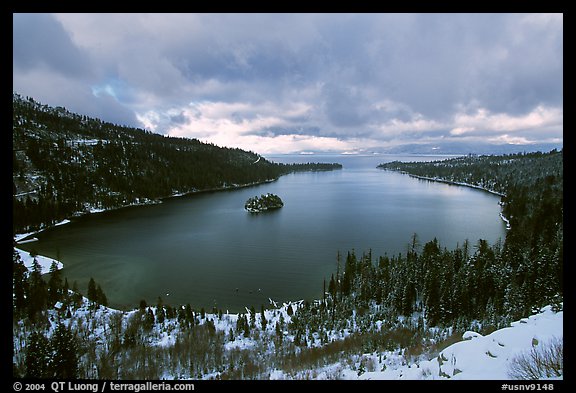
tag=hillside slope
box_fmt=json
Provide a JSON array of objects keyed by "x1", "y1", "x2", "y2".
[
  {"x1": 361, "y1": 305, "x2": 562, "y2": 380},
  {"x1": 12, "y1": 94, "x2": 340, "y2": 233},
  {"x1": 269, "y1": 305, "x2": 563, "y2": 380}
]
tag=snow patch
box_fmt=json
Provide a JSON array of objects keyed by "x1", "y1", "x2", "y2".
[
  {"x1": 15, "y1": 247, "x2": 63, "y2": 274},
  {"x1": 463, "y1": 331, "x2": 483, "y2": 340},
  {"x1": 356, "y1": 306, "x2": 562, "y2": 380}
]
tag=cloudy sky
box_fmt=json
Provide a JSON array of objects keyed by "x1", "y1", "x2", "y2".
[{"x1": 13, "y1": 13, "x2": 563, "y2": 154}]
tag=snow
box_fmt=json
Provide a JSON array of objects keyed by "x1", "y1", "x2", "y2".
[
  {"x1": 10, "y1": 210, "x2": 561, "y2": 380},
  {"x1": 15, "y1": 237, "x2": 38, "y2": 244},
  {"x1": 360, "y1": 306, "x2": 562, "y2": 380},
  {"x1": 268, "y1": 305, "x2": 562, "y2": 380},
  {"x1": 407, "y1": 174, "x2": 506, "y2": 197},
  {"x1": 224, "y1": 337, "x2": 258, "y2": 351},
  {"x1": 13, "y1": 270, "x2": 562, "y2": 382},
  {"x1": 462, "y1": 331, "x2": 483, "y2": 340},
  {"x1": 69, "y1": 139, "x2": 102, "y2": 146},
  {"x1": 13, "y1": 220, "x2": 71, "y2": 274},
  {"x1": 156, "y1": 329, "x2": 178, "y2": 348},
  {"x1": 500, "y1": 212, "x2": 512, "y2": 229},
  {"x1": 14, "y1": 219, "x2": 71, "y2": 243},
  {"x1": 14, "y1": 232, "x2": 38, "y2": 243},
  {"x1": 55, "y1": 219, "x2": 71, "y2": 227},
  {"x1": 14, "y1": 190, "x2": 38, "y2": 197},
  {"x1": 15, "y1": 247, "x2": 63, "y2": 274}
]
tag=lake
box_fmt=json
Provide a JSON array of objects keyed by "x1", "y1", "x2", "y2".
[{"x1": 18, "y1": 154, "x2": 507, "y2": 312}]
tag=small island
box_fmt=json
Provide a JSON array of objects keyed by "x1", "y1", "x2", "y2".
[{"x1": 245, "y1": 193, "x2": 284, "y2": 213}]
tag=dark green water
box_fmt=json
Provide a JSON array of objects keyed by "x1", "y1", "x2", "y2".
[{"x1": 18, "y1": 155, "x2": 506, "y2": 312}]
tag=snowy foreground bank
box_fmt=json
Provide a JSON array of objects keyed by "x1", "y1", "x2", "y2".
[
  {"x1": 13, "y1": 246, "x2": 562, "y2": 380},
  {"x1": 271, "y1": 305, "x2": 563, "y2": 380},
  {"x1": 13, "y1": 263, "x2": 562, "y2": 381}
]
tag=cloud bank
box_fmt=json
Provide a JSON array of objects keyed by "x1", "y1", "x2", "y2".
[{"x1": 13, "y1": 13, "x2": 563, "y2": 154}]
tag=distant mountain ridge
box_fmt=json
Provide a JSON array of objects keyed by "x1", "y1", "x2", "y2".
[
  {"x1": 288, "y1": 142, "x2": 563, "y2": 156},
  {"x1": 378, "y1": 141, "x2": 563, "y2": 155}
]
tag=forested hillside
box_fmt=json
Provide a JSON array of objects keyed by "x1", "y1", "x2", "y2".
[
  {"x1": 12, "y1": 94, "x2": 340, "y2": 234},
  {"x1": 377, "y1": 151, "x2": 563, "y2": 320}
]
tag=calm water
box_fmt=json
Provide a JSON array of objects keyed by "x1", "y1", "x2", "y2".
[{"x1": 19, "y1": 155, "x2": 506, "y2": 312}]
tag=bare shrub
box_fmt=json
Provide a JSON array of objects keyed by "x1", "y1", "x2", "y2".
[{"x1": 508, "y1": 336, "x2": 563, "y2": 379}]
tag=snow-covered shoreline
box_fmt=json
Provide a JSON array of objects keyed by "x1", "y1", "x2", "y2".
[
  {"x1": 500, "y1": 212, "x2": 512, "y2": 230},
  {"x1": 400, "y1": 173, "x2": 512, "y2": 229},
  {"x1": 13, "y1": 178, "x2": 280, "y2": 275},
  {"x1": 14, "y1": 219, "x2": 71, "y2": 243},
  {"x1": 14, "y1": 246, "x2": 63, "y2": 274},
  {"x1": 15, "y1": 179, "x2": 278, "y2": 241},
  {"x1": 163, "y1": 178, "x2": 278, "y2": 200},
  {"x1": 406, "y1": 173, "x2": 506, "y2": 197}
]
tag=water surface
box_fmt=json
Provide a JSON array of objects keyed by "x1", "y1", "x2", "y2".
[{"x1": 19, "y1": 154, "x2": 506, "y2": 312}]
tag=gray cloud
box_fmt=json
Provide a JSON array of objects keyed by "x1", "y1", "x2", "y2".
[
  {"x1": 321, "y1": 84, "x2": 371, "y2": 128},
  {"x1": 13, "y1": 13, "x2": 92, "y2": 77},
  {"x1": 169, "y1": 112, "x2": 189, "y2": 125},
  {"x1": 13, "y1": 13, "x2": 563, "y2": 153}
]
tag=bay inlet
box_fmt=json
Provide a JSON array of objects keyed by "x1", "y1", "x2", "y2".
[{"x1": 17, "y1": 154, "x2": 506, "y2": 312}]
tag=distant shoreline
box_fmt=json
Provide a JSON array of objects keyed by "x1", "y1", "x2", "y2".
[
  {"x1": 160, "y1": 178, "x2": 278, "y2": 201},
  {"x1": 14, "y1": 178, "x2": 279, "y2": 248},
  {"x1": 394, "y1": 172, "x2": 511, "y2": 229},
  {"x1": 406, "y1": 173, "x2": 506, "y2": 197}
]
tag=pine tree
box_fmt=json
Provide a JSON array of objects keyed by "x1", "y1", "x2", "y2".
[
  {"x1": 243, "y1": 316, "x2": 250, "y2": 338},
  {"x1": 250, "y1": 306, "x2": 256, "y2": 329},
  {"x1": 236, "y1": 313, "x2": 244, "y2": 332},
  {"x1": 50, "y1": 323, "x2": 78, "y2": 378},
  {"x1": 144, "y1": 308, "x2": 155, "y2": 331},
  {"x1": 166, "y1": 304, "x2": 175, "y2": 320},
  {"x1": 328, "y1": 274, "x2": 336, "y2": 300},
  {"x1": 27, "y1": 258, "x2": 47, "y2": 321},
  {"x1": 47, "y1": 261, "x2": 63, "y2": 306},
  {"x1": 156, "y1": 297, "x2": 165, "y2": 324},
  {"x1": 25, "y1": 331, "x2": 50, "y2": 378},
  {"x1": 62, "y1": 278, "x2": 70, "y2": 302},
  {"x1": 260, "y1": 304, "x2": 267, "y2": 331},
  {"x1": 13, "y1": 251, "x2": 28, "y2": 316},
  {"x1": 70, "y1": 280, "x2": 83, "y2": 308},
  {"x1": 87, "y1": 277, "x2": 97, "y2": 305},
  {"x1": 185, "y1": 304, "x2": 194, "y2": 325},
  {"x1": 341, "y1": 251, "x2": 357, "y2": 295},
  {"x1": 275, "y1": 321, "x2": 283, "y2": 341},
  {"x1": 96, "y1": 285, "x2": 108, "y2": 307}
]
